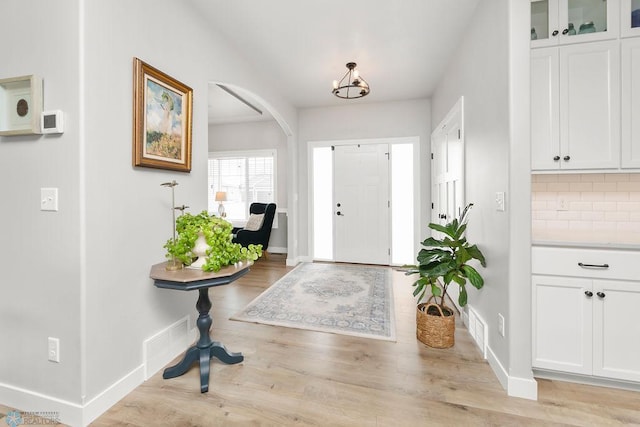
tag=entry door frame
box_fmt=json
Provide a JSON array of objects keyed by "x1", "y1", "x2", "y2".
[{"x1": 307, "y1": 136, "x2": 421, "y2": 264}]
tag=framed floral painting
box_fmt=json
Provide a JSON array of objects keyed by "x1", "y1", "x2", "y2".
[{"x1": 132, "y1": 58, "x2": 193, "y2": 172}]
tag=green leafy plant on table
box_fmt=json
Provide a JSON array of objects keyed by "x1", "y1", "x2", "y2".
[
  {"x1": 404, "y1": 203, "x2": 486, "y2": 316},
  {"x1": 164, "y1": 210, "x2": 262, "y2": 272}
]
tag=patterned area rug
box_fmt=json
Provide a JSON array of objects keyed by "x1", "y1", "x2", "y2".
[{"x1": 231, "y1": 263, "x2": 396, "y2": 341}]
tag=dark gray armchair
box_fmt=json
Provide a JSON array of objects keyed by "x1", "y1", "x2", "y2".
[{"x1": 232, "y1": 202, "x2": 276, "y2": 253}]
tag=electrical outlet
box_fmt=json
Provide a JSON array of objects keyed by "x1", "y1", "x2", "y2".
[
  {"x1": 557, "y1": 195, "x2": 569, "y2": 211},
  {"x1": 498, "y1": 314, "x2": 505, "y2": 337},
  {"x1": 48, "y1": 337, "x2": 60, "y2": 363}
]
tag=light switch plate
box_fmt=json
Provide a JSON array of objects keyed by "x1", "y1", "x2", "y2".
[
  {"x1": 495, "y1": 192, "x2": 505, "y2": 212},
  {"x1": 41, "y1": 188, "x2": 58, "y2": 211}
]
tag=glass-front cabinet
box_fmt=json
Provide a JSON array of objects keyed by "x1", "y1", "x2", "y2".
[
  {"x1": 531, "y1": 0, "x2": 618, "y2": 47},
  {"x1": 622, "y1": 0, "x2": 640, "y2": 37}
]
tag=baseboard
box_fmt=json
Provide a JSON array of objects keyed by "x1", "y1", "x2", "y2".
[
  {"x1": 0, "y1": 382, "x2": 83, "y2": 426},
  {"x1": 534, "y1": 369, "x2": 640, "y2": 393},
  {"x1": 267, "y1": 246, "x2": 287, "y2": 254},
  {"x1": 286, "y1": 255, "x2": 311, "y2": 267},
  {"x1": 487, "y1": 346, "x2": 538, "y2": 401},
  {"x1": 81, "y1": 364, "x2": 145, "y2": 426}
]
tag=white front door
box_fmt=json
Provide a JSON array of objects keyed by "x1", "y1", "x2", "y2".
[{"x1": 333, "y1": 144, "x2": 390, "y2": 265}]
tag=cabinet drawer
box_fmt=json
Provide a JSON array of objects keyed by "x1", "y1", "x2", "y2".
[{"x1": 532, "y1": 246, "x2": 640, "y2": 281}]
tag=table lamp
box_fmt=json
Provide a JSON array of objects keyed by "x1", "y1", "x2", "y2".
[{"x1": 215, "y1": 191, "x2": 227, "y2": 217}]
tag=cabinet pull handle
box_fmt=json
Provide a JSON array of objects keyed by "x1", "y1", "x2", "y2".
[
  {"x1": 562, "y1": 28, "x2": 569, "y2": 35},
  {"x1": 597, "y1": 291, "x2": 606, "y2": 298},
  {"x1": 563, "y1": 155, "x2": 571, "y2": 161},
  {"x1": 578, "y1": 262, "x2": 609, "y2": 269},
  {"x1": 553, "y1": 155, "x2": 560, "y2": 161},
  {"x1": 552, "y1": 30, "x2": 559, "y2": 36},
  {"x1": 584, "y1": 290, "x2": 593, "y2": 297}
]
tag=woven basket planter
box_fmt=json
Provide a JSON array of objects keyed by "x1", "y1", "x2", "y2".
[{"x1": 416, "y1": 302, "x2": 455, "y2": 348}]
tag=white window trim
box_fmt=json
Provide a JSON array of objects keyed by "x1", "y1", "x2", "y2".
[{"x1": 208, "y1": 149, "x2": 278, "y2": 228}]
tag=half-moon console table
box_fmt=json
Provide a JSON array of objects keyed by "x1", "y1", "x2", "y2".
[{"x1": 149, "y1": 261, "x2": 252, "y2": 393}]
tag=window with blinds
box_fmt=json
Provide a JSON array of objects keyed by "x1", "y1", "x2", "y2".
[{"x1": 208, "y1": 150, "x2": 276, "y2": 221}]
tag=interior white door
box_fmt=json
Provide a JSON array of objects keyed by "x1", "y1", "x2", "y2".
[
  {"x1": 431, "y1": 103, "x2": 464, "y2": 227},
  {"x1": 333, "y1": 144, "x2": 390, "y2": 265}
]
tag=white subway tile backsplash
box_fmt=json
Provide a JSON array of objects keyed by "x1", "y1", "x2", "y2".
[
  {"x1": 532, "y1": 183, "x2": 547, "y2": 192},
  {"x1": 537, "y1": 192, "x2": 558, "y2": 201},
  {"x1": 569, "y1": 182, "x2": 593, "y2": 192},
  {"x1": 593, "y1": 182, "x2": 618, "y2": 192},
  {"x1": 605, "y1": 173, "x2": 630, "y2": 182},
  {"x1": 581, "y1": 211, "x2": 605, "y2": 221},
  {"x1": 548, "y1": 182, "x2": 570, "y2": 192},
  {"x1": 558, "y1": 174, "x2": 583, "y2": 183},
  {"x1": 605, "y1": 192, "x2": 630, "y2": 202},
  {"x1": 569, "y1": 220, "x2": 593, "y2": 231},
  {"x1": 593, "y1": 221, "x2": 617, "y2": 232},
  {"x1": 532, "y1": 201, "x2": 548, "y2": 210},
  {"x1": 536, "y1": 175, "x2": 559, "y2": 183},
  {"x1": 617, "y1": 202, "x2": 640, "y2": 212},
  {"x1": 581, "y1": 192, "x2": 605, "y2": 201},
  {"x1": 532, "y1": 173, "x2": 640, "y2": 244},
  {"x1": 547, "y1": 220, "x2": 569, "y2": 230},
  {"x1": 584, "y1": 174, "x2": 605, "y2": 182},
  {"x1": 569, "y1": 201, "x2": 593, "y2": 211},
  {"x1": 617, "y1": 222, "x2": 640, "y2": 232},
  {"x1": 605, "y1": 211, "x2": 630, "y2": 222},
  {"x1": 617, "y1": 181, "x2": 640, "y2": 192},
  {"x1": 557, "y1": 211, "x2": 581, "y2": 220}
]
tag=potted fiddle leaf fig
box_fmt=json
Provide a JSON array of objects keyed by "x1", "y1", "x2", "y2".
[
  {"x1": 403, "y1": 203, "x2": 486, "y2": 348},
  {"x1": 164, "y1": 210, "x2": 262, "y2": 272}
]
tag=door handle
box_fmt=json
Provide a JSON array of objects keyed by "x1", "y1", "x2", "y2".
[
  {"x1": 584, "y1": 290, "x2": 593, "y2": 298},
  {"x1": 439, "y1": 213, "x2": 447, "y2": 219},
  {"x1": 336, "y1": 211, "x2": 344, "y2": 216},
  {"x1": 597, "y1": 292, "x2": 606, "y2": 299},
  {"x1": 578, "y1": 262, "x2": 609, "y2": 269}
]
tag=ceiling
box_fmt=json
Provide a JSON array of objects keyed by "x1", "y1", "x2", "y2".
[{"x1": 192, "y1": 0, "x2": 480, "y2": 122}]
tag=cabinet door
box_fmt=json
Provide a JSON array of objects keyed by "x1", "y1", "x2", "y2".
[
  {"x1": 532, "y1": 275, "x2": 593, "y2": 374},
  {"x1": 621, "y1": 38, "x2": 640, "y2": 168},
  {"x1": 532, "y1": 0, "x2": 618, "y2": 48},
  {"x1": 559, "y1": 41, "x2": 620, "y2": 169},
  {"x1": 621, "y1": 0, "x2": 640, "y2": 38},
  {"x1": 532, "y1": 0, "x2": 561, "y2": 48},
  {"x1": 593, "y1": 280, "x2": 640, "y2": 382},
  {"x1": 531, "y1": 48, "x2": 561, "y2": 170}
]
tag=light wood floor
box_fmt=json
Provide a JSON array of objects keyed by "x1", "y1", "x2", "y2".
[{"x1": 85, "y1": 254, "x2": 639, "y2": 425}]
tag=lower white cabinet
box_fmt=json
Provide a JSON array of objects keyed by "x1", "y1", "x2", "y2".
[{"x1": 532, "y1": 247, "x2": 640, "y2": 383}]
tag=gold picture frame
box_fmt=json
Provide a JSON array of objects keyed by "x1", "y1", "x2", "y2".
[{"x1": 133, "y1": 58, "x2": 193, "y2": 172}]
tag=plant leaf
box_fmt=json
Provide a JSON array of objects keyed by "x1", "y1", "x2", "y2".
[
  {"x1": 462, "y1": 265, "x2": 484, "y2": 289},
  {"x1": 458, "y1": 285, "x2": 468, "y2": 306},
  {"x1": 466, "y1": 244, "x2": 487, "y2": 267}
]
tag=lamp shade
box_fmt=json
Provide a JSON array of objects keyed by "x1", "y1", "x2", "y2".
[{"x1": 214, "y1": 191, "x2": 227, "y2": 202}]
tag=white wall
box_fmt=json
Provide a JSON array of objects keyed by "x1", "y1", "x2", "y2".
[
  {"x1": 297, "y1": 99, "x2": 431, "y2": 260},
  {"x1": 431, "y1": 0, "x2": 534, "y2": 398},
  {"x1": 209, "y1": 120, "x2": 288, "y2": 209},
  {"x1": 0, "y1": 0, "x2": 83, "y2": 405},
  {"x1": 209, "y1": 120, "x2": 289, "y2": 250},
  {"x1": 0, "y1": 0, "x2": 298, "y2": 423}
]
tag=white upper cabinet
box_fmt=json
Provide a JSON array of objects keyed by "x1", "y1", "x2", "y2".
[
  {"x1": 531, "y1": 0, "x2": 619, "y2": 48},
  {"x1": 531, "y1": 41, "x2": 620, "y2": 170},
  {"x1": 621, "y1": 38, "x2": 640, "y2": 168},
  {"x1": 621, "y1": 0, "x2": 640, "y2": 38}
]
